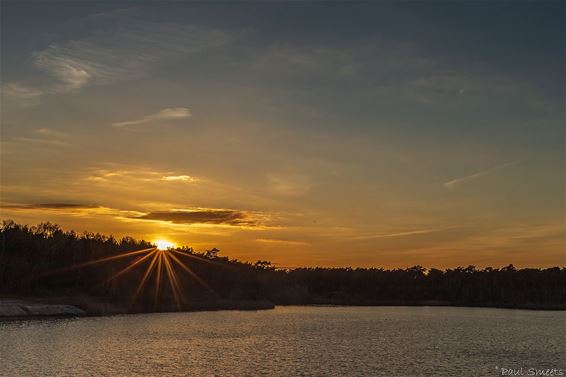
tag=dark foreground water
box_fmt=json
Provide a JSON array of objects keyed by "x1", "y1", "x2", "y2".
[{"x1": 0, "y1": 306, "x2": 564, "y2": 376}]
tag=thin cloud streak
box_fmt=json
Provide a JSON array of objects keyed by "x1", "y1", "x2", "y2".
[
  {"x1": 1, "y1": 203, "x2": 97, "y2": 210},
  {"x1": 34, "y1": 128, "x2": 68, "y2": 138},
  {"x1": 6, "y1": 128, "x2": 69, "y2": 148},
  {"x1": 0, "y1": 202, "x2": 145, "y2": 219},
  {"x1": 112, "y1": 108, "x2": 191, "y2": 127},
  {"x1": 443, "y1": 162, "x2": 516, "y2": 190},
  {"x1": 160, "y1": 175, "x2": 197, "y2": 182},
  {"x1": 255, "y1": 238, "x2": 308, "y2": 246},
  {"x1": 1, "y1": 83, "x2": 43, "y2": 99},
  {"x1": 351, "y1": 226, "x2": 460, "y2": 241},
  {"x1": 10, "y1": 137, "x2": 69, "y2": 147}
]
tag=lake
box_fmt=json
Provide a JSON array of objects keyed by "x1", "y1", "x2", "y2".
[{"x1": 1, "y1": 306, "x2": 564, "y2": 376}]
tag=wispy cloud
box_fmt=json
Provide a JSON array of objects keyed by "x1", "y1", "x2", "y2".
[
  {"x1": 112, "y1": 108, "x2": 191, "y2": 127},
  {"x1": 443, "y1": 162, "x2": 516, "y2": 189},
  {"x1": 10, "y1": 137, "x2": 68, "y2": 147},
  {"x1": 0, "y1": 202, "x2": 144, "y2": 219},
  {"x1": 1, "y1": 83, "x2": 43, "y2": 99},
  {"x1": 351, "y1": 226, "x2": 460, "y2": 240},
  {"x1": 1, "y1": 83, "x2": 44, "y2": 108},
  {"x1": 34, "y1": 128, "x2": 68, "y2": 138},
  {"x1": 5, "y1": 128, "x2": 69, "y2": 148},
  {"x1": 160, "y1": 175, "x2": 197, "y2": 182},
  {"x1": 1, "y1": 203, "x2": 97, "y2": 210},
  {"x1": 31, "y1": 14, "x2": 239, "y2": 93},
  {"x1": 35, "y1": 49, "x2": 93, "y2": 90},
  {"x1": 255, "y1": 238, "x2": 308, "y2": 246},
  {"x1": 85, "y1": 166, "x2": 198, "y2": 184}
]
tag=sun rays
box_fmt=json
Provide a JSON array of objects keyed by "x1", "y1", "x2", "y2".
[{"x1": 56, "y1": 245, "x2": 219, "y2": 311}]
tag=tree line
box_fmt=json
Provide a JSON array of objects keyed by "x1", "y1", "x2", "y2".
[{"x1": 1, "y1": 220, "x2": 564, "y2": 310}]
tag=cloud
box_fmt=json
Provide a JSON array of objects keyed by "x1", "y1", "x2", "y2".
[
  {"x1": 6, "y1": 128, "x2": 69, "y2": 148},
  {"x1": 255, "y1": 238, "x2": 308, "y2": 246},
  {"x1": 84, "y1": 166, "x2": 198, "y2": 184},
  {"x1": 443, "y1": 162, "x2": 516, "y2": 189},
  {"x1": 112, "y1": 108, "x2": 191, "y2": 127},
  {"x1": 160, "y1": 175, "x2": 197, "y2": 182},
  {"x1": 134, "y1": 209, "x2": 260, "y2": 226},
  {"x1": 0, "y1": 202, "x2": 145, "y2": 219},
  {"x1": 10, "y1": 137, "x2": 68, "y2": 147},
  {"x1": 1, "y1": 83, "x2": 44, "y2": 108},
  {"x1": 1, "y1": 203, "x2": 97, "y2": 210},
  {"x1": 351, "y1": 226, "x2": 460, "y2": 240},
  {"x1": 34, "y1": 128, "x2": 68, "y2": 138},
  {"x1": 35, "y1": 49, "x2": 92, "y2": 90},
  {"x1": 1, "y1": 83, "x2": 43, "y2": 99},
  {"x1": 31, "y1": 14, "x2": 239, "y2": 93}
]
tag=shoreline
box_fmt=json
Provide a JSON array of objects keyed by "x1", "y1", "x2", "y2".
[
  {"x1": 0, "y1": 297, "x2": 276, "y2": 321},
  {"x1": 300, "y1": 301, "x2": 566, "y2": 311},
  {"x1": 1, "y1": 296, "x2": 564, "y2": 321}
]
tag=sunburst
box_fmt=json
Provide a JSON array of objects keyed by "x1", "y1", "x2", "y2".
[{"x1": 53, "y1": 244, "x2": 219, "y2": 311}]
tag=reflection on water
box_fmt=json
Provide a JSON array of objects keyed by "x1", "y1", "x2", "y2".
[{"x1": 1, "y1": 306, "x2": 564, "y2": 376}]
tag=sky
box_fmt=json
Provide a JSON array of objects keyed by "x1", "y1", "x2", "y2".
[{"x1": 1, "y1": 1, "x2": 564, "y2": 268}]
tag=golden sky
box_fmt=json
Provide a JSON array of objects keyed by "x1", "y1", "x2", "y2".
[{"x1": 1, "y1": 3, "x2": 564, "y2": 268}]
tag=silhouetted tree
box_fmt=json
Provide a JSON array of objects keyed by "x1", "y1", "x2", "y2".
[{"x1": 1, "y1": 220, "x2": 564, "y2": 310}]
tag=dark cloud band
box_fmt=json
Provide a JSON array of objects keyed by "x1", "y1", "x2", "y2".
[
  {"x1": 135, "y1": 209, "x2": 256, "y2": 226},
  {"x1": 2, "y1": 203, "x2": 97, "y2": 210}
]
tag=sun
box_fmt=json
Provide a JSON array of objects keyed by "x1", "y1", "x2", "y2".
[{"x1": 154, "y1": 239, "x2": 175, "y2": 250}]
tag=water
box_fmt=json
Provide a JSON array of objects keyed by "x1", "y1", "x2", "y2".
[{"x1": 0, "y1": 306, "x2": 564, "y2": 376}]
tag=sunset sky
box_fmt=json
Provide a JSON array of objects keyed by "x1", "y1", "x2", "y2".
[{"x1": 1, "y1": 2, "x2": 564, "y2": 268}]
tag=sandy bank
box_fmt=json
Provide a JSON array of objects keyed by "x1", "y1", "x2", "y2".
[
  {"x1": 0, "y1": 298, "x2": 86, "y2": 319},
  {"x1": 0, "y1": 297, "x2": 275, "y2": 320}
]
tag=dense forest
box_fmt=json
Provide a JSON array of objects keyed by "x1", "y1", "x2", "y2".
[{"x1": 1, "y1": 220, "x2": 565, "y2": 312}]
